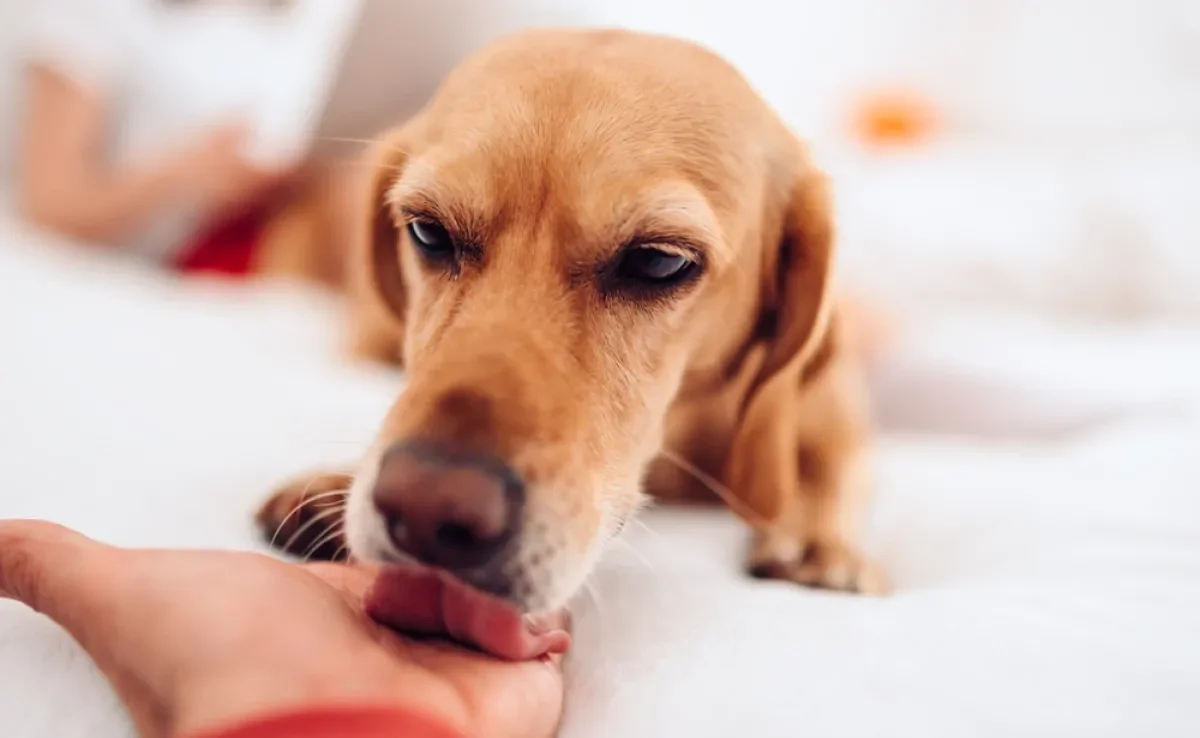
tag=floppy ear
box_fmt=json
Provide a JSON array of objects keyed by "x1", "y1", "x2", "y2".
[
  {"x1": 755, "y1": 165, "x2": 837, "y2": 383},
  {"x1": 723, "y1": 158, "x2": 839, "y2": 523},
  {"x1": 365, "y1": 136, "x2": 412, "y2": 323},
  {"x1": 344, "y1": 134, "x2": 412, "y2": 363}
]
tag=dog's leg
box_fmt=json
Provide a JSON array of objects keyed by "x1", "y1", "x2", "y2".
[
  {"x1": 738, "y1": 354, "x2": 889, "y2": 595},
  {"x1": 254, "y1": 469, "x2": 353, "y2": 562},
  {"x1": 746, "y1": 441, "x2": 887, "y2": 595}
]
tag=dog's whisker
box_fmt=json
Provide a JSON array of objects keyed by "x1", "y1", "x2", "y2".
[
  {"x1": 296, "y1": 485, "x2": 349, "y2": 504},
  {"x1": 267, "y1": 486, "x2": 350, "y2": 549},
  {"x1": 303, "y1": 523, "x2": 344, "y2": 559},
  {"x1": 659, "y1": 447, "x2": 772, "y2": 528},
  {"x1": 298, "y1": 471, "x2": 354, "y2": 494},
  {"x1": 279, "y1": 503, "x2": 344, "y2": 552},
  {"x1": 281, "y1": 505, "x2": 346, "y2": 554},
  {"x1": 316, "y1": 135, "x2": 410, "y2": 161},
  {"x1": 303, "y1": 525, "x2": 347, "y2": 563},
  {"x1": 581, "y1": 579, "x2": 605, "y2": 621},
  {"x1": 630, "y1": 517, "x2": 666, "y2": 544},
  {"x1": 318, "y1": 135, "x2": 390, "y2": 147},
  {"x1": 610, "y1": 536, "x2": 657, "y2": 573}
]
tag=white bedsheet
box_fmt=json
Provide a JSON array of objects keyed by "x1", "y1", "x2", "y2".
[{"x1": 2, "y1": 213, "x2": 1200, "y2": 738}]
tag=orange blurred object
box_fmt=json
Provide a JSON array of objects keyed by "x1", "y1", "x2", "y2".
[{"x1": 849, "y1": 90, "x2": 939, "y2": 148}]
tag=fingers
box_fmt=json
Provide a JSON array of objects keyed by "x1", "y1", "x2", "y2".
[
  {"x1": 464, "y1": 652, "x2": 567, "y2": 738},
  {"x1": 363, "y1": 566, "x2": 573, "y2": 661},
  {"x1": 0, "y1": 520, "x2": 123, "y2": 658},
  {"x1": 0, "y1": 520, "x2": 104, "y2": 614}
]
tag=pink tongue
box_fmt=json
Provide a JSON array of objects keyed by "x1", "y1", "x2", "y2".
[{"x1": 363, "y1": 563, "x2": 571, "y2": 661}]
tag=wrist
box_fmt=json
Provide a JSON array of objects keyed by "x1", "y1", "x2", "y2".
[
  {"x1": 142, "y1": 152, "x2": 201, "y2": 213},
  {"x1": 178, "y1": 704, "x2": 464, "y2": 738},
  {"x1": 170, "y1": 657, "x2": 470, "y2": 738}
]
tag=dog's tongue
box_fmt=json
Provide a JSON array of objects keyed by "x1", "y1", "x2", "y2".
[{"x1": 363, "y1": 563, "x2": 571, "y2": 661}]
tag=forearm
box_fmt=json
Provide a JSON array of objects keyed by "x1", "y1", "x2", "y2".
[
  {"x1": 18, "y1": 63, "x2": 203, "y2": 247},
  {"x1": 20, "y1": 154, "x2": 191, "y2": 246},
  {"x1": 182, "y1": 704, "x2": 464, "y2": 738}
]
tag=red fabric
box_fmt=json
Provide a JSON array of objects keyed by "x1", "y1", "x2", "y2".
[
  {"x1": 172, "y1": 203, "x2": 271, "y2": 278},
  {"x1": 183, "y1": 704, "x2": 464, "y2": 738}
]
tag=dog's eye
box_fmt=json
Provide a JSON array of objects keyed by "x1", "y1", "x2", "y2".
[
  {"x1": 407, "y1": 218, "x2": 454, "y2": 259},
  {"x1": 616, "y1": 247, "x2": 695, "y2": 285}
]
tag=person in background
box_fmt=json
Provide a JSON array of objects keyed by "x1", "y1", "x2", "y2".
[{"x1": 16, "y1": 0, "x2": 343, "y2": 281}]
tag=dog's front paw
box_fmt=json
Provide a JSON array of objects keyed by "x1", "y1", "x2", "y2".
[
  {"x1": 790, "y1": 541, "x2": 889, "y2": 595},
  {"x1": 748, "y1": 532, "x2": 889, "y2": 595},
  {"x1": 254, "y1": 470, "x2": 353, "y2": 561}
]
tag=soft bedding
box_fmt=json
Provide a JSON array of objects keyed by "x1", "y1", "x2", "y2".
[{"x1": 2, "y1": 210, "x2": 1199, "y2": 738}]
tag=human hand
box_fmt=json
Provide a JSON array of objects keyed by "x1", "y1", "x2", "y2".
[
  {"x1": 173, "y1": 121, "x2": 298, "y2": 215},
  {"x1": 0, "y1": 520, "x2": 567, "y2": 738}
]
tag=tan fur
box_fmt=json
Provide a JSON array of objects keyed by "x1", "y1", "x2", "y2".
[
  {"x1": 257, "y1": 28, "x2": 888, "y2": 606},
  {"x1": 251, "y1": 164, "x2": 358, "y2": 289}
]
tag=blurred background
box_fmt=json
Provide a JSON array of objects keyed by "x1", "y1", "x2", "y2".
[{"x1": 1, "y1": 0, "x2": 1198, "y2": 315}]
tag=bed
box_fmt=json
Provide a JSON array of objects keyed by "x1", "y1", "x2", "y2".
[{"x1": 2, "y1": 195, "x2": 1199, "y2": 737}]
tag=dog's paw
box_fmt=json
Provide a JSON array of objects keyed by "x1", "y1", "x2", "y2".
[
  {"x1": 789, "y1": 541, "x2": 890, "y2": 595},
  {"x1": 748, "y1": 532, "x2": 889, "y2": 595},
  {"x1": 254, "y1": 470, "x2": 353, "y2": 562}
]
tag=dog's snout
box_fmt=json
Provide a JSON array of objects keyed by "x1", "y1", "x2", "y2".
[{"x1": 372, "y1": 440, "x2": 524, "y2": 570}]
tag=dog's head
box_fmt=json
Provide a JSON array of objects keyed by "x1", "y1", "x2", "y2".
[{"x1": 345, "y1": 29, "x2": 836, "y2": 613}]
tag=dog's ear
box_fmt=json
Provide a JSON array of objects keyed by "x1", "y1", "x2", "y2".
[
  {"x1": 343, "y1": 133, "x2": 412, "y2": 363},
  {"x1": 723, "y1": 156, "x2": 838, "y2": 523},
  {"x1": 363, "y1": 136, "x2": 411, "y2": 323},
  {"x1": 756, "y1": 162, "x2": 837, "y2": 384}
]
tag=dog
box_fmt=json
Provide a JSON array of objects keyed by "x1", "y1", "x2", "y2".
[{"x1": 255, "y1": 27, "x2": 888, "y2": 624}]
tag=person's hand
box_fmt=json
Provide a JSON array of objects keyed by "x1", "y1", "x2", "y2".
[
  {"x1": 0, "y1": 520, "x2": 566, "y2": 738},
  {"x1": 172, "y1": 121, "x2": 298, "y2": 215}
]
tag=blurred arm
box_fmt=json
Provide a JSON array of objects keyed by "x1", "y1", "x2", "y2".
[{"x1": 17, "y1": 65, "x2": 191, "y2": 247}]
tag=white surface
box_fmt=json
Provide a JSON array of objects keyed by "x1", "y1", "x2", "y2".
[{"x1": 2, "y1": 200, "x2": 1200, "y2": 738}]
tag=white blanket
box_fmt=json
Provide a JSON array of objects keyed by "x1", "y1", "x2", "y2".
[{"x1": 2, "y1": 213, "x2": 1200, "y2": 738}]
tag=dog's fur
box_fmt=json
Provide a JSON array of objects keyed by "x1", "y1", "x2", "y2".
[
  {"x1": 257, "y1": 28, "x2": 888, "y2": 613},
  {"x1": 250, "y1": 163, "x2": 360, "y2": 288}
]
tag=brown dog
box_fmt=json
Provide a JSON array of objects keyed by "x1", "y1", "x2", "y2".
[{"x1": 256, "y1": 28, "x2": 887, "y2": 619}]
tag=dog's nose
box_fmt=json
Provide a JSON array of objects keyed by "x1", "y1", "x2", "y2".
[{"x1": 372, "y1": 440, "x2": 524, "y2": 570}]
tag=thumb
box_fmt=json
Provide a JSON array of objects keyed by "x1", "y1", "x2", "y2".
[{"x1": 0, "y1": 520, "x2": 107, "y2": 620}]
